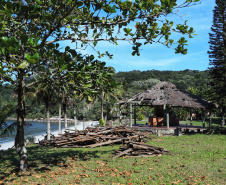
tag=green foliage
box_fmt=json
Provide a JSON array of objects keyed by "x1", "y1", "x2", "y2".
[
  {"x1": 208, "y1": 0, "x2": 226, "y2": 122},
  {"x1": 0, "y1": 104, "x2": 17, "y2": 138},
  {"x1": 99, "y1": 118, "x2": 106, "y2": 126},
  {"x1": 137, "y1": 113, "x2": 144, "y2": 121},
  {"x1": 132, "y1": 78, "x2": 160, "y2": 90},
  {"x1": 0, "y1": 69, "x2": 212, "y2": 121}
]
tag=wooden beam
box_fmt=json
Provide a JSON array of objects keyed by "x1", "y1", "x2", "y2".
[
  {"x1": 166, "y1": 105, "x2": 169, "y2": 129},
  {"x1": 113, "y1": 148, "x2": 133, "y2": 159},
  {"x1": 202, "y1": 109, "x2": 206, "y2": 128},
  {"x1": 209, "y1": 109, "x2": 212, "y2": 128},
  {"x1": 87, "y1": 138, "x2": 123, "y2": 148}
]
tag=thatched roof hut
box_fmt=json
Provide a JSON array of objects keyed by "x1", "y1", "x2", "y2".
[{"x1": 121, "y1": 81, "x2": 215, "y2": 109}]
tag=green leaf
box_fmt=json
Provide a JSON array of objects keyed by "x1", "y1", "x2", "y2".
[
  {"x1": 25, "y1": 53, "x2": 30, "y2": 61},
  {"x1": 28, "y1": 38, "x2": 33, "y2": 46},
  {"x1": 60, "y1": 64, "x2": 68, "y2": 72},
  {"x1": 18, "y1": 60, "x2": 29, "y2": 68},
  {"x1": 32, "y1": 53, "x2": 39, "y2": 60},
  {"x1": 28, "y1": 59, "x2": 37, "y2": 64}
]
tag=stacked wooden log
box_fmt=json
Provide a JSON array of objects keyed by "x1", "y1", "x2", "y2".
[
  {"x1": 39, "y1": 126, "x2": 152, "y2": 148},
  {"x1": 113, "y1": 141, "x2": 173, "y2": 159}
]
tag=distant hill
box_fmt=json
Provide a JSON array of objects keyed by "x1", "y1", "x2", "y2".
[{"x1": 114, "y1": 69, "x2": 209, "y2": 97}]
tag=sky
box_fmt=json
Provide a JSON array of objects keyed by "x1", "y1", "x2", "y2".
[{"x1": 65, "y1": 0, "x2": 216, "y2": 72}]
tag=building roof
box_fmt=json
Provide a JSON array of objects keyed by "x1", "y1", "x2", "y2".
[{"x1": 120, "y1": 81, "x2": 216, "y2": 109}]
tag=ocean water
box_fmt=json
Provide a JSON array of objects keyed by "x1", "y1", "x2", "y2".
[{"x1": 0, "y1": 120, "x2": 98, "y2": 150}]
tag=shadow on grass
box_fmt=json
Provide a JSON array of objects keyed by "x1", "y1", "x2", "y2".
[{"x1": 0, "y1": 144, "x2": 113, "y2": 179}]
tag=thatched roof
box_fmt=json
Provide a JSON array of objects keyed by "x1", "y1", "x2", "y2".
[{"x1": 120, "y1": 81, "x2": 216, "y2": 109}]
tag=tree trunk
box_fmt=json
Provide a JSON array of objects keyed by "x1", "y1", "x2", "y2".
[
  {"x1": 101, "y1": 96, "x2": 104, "y2": 120},
  {"x1": 63, "y1": 103, "x2": 67, "y2": 131},
  {"x1": 74, "y1": 106, "x2": 77, "y2": 130},
  {"x1": 58, "y1": 103, "x2": 62, "y2": 134},
  {"x1": 46, "y1": 100, "x2": 51, "y2": 140},
  {"x1": 83, "y1": 99, "x2": 85, "y2": 130},
  {"x1": 15, "y1": 69, "x2": 28, "y2": 171}
]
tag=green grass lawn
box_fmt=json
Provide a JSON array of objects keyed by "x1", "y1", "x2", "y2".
[
  {"x1": 136, "y1": 120, "x2": 148, "y2": 125},
  {"x1": 180, "y1": 117, "x2": 225, "y2": 127},
  {"x1": 0, "y1": 134, "x2": 225, "y2": 184}
]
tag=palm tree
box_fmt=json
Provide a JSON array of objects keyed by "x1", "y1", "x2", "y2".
[{"x1": 34, "y1": 78, "x2": 57, "y2": 140}]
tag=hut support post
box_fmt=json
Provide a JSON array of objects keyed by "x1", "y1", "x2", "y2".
[
  {"x1": 130, "y1": 103, "x2": 132, "y2": 127},
  {"x1": 209, "y1": 109, "x2": 212, "y2": 129},
  {"x1": 190, "y1": 108, "x2": 193, "y2": 126},
  {"x1": 202, "y1": 110, "x2": 206, "y2": 128},
  {"x1": 119, "y1": 104, "x2": 122, "y2": 125},
  {"x1": 165, "y1": 105, "x2": 169, "y2": 129}
]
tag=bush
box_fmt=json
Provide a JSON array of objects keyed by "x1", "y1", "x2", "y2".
[
  {"x1": 99, "y1": 119, "x2": 106, "y2": 126},
  {"x1": 137, "y1": 113, "x2": 144, "y2": 121}
]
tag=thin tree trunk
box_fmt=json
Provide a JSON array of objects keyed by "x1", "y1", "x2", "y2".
[
  {"x1": 74, "y1": 106, "x2": 77, "y2": 130},
  {"x1": 15, "y1": 69, "x2": 28, "y2": 171},
  {"x1": 46, "y1": 100, "x2": 51, "y2": 140},
  {"x1": 58, "y1": 103, "x2": 62, "y2": 134},
  {"x1": 83, "y1": 99, "x2": 85, "y2": 130},
  {"x1": 63, "y1": 103, "x2": 67, "y2": 131},
  {"x1": 101, "y1": 96, "x2": 104, "y2": 120}
]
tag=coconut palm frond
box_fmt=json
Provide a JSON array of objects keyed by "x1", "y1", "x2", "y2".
[
  {"x1": 0, "y1": 121, "x2": 17, "y2": 138},
  {"x1": 0, "y1": 104, "x2": 17, "y2": 138}
]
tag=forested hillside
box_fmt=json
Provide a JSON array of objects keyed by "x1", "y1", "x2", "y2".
[
  {"x1": 0, "y1": 69, "x2": 209, "y2": 120},
  {"x1": 115, "y1": 69, "x2": 209, "y2": 98}
]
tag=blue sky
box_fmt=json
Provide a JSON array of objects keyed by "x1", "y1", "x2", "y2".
[{"x1": 65, "y1": 0, "x2": 216, "y2": 72}]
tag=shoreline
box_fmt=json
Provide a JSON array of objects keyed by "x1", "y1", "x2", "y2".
[
  {"x1": 7, "y1": 117, "x2": 95, "y2": 123},
  {"x1": 0, "y1": 121, "x2": 99, "y2": 151}
]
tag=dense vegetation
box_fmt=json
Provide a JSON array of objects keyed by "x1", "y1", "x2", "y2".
[{"x1": 0, "y1": 69, "x2": 210, "y2": 121}]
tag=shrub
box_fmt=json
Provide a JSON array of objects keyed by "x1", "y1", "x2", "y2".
[
  {"x1": 137, "y1": 113, "x2": 144, "y2": 121},
  {"x1": 99, "y1": 119, "x2": 106, "y2": 126}
]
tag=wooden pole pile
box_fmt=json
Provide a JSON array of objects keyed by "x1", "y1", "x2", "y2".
[
  {"x1": 39, "y1": 126, "x2": 152, "y2": 148},
  {"x1": 113, "y1": 141, "x2": 173, "y2": 159}
]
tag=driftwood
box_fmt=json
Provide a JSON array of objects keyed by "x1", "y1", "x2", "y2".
[
  {"x1": 86, "y1": 138, "x2": 123, "y2": 148},
  {"x1": 113, "y1": 148, "x2": 133, "y2": 159},
  {"x1": 113, "y1": 142, "x2": 173, "y2": 159},
  {"x1": 39, "y1": 126, "x2": 152, "y2": 148}
]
